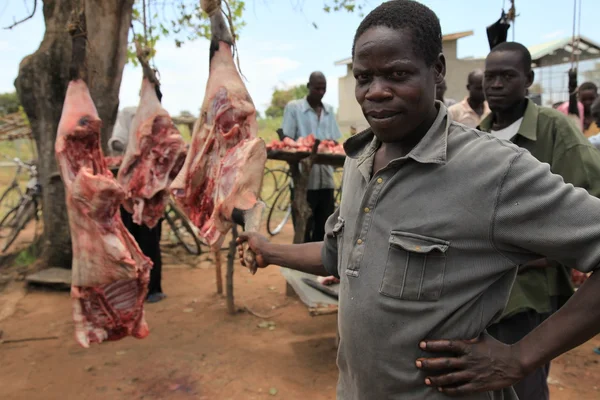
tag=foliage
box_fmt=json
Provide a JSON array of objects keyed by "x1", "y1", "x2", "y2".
[
  {"x1": 265, "y1": 84, "x2": 309, "y2": 119},
  {"x1": 127, "y1": 0, "x2": 246, "y2": 66},
  {"x1": 322, "y1": 0, "x2": 366, "y2": 16},
  {"x1": 0, "y1": 92, "x2": 21, "y2": 116},
  {"x1": 125, "y1": 0, "x2": 369, "y2": 65}
]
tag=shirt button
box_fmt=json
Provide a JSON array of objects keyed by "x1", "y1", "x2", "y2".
[
  {"x1": 357, "y1": 239, "x2": 363, "y2": 245},
  {"x1": 376, "y1": 178, "x2": 383, "y2": 184},
  {"x1": 364, "y1": 207, "x2": 370, "y2": 213}
]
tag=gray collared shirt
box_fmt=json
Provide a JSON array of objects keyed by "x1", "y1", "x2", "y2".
[
  {"x1": 322, "y1": 103, "x2": 600, "y2": 400},
  {"x1": 281, "y1": 97, "x2": 342, "y2": 190}
]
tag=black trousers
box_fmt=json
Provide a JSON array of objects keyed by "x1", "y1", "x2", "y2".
[
  {"x1": 291, "y1": 188, "x2": 335, "y2": 243},
  {"x1": 120, "y1": 206, "x2": 163, "y2": 295},
  {"x1": 487, "y1": 310, "x2": 550, "y2": 400}
]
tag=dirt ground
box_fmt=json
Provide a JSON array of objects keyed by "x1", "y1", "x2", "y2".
[{"x1": 0, "y1": 223, "x2": 599, "y2": 400}]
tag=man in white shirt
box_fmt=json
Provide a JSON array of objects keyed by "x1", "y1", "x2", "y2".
[
  {"x1": 281, "y1": 71, "x2": 342, "y2": 243},
  {"x1": 448, "y1": 69, "x2": 491, "y2": 128}
]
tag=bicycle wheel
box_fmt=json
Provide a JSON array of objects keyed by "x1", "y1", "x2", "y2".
[
  {"x1": 260, "y1": 168, "x2": 279, "y2": 206},
  {"x1": 267, "y1": 185, "x2": 292, "y2": 236},
  {"x1": 0, "y1": 185, "x2": 22, "y2": 223},
  {"x1": 2, "y1": 200, "x2": 35, "y2": 253},
  {"x1": 164, "y1": 202, "x2": 203, "y2": 255}
]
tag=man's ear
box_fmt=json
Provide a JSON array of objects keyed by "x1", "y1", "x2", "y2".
[
  {"x1": 434, "y1": 53, "x2": 446, "y2": 86},
  {"x1": 525, "y1": 69, "x2": 535, "y2": 89}
]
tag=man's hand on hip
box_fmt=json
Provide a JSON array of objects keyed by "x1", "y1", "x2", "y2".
[{"x1": 416, "y1": 333, "x2": 526, "y2": 396}]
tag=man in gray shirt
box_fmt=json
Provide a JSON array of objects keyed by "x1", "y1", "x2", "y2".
[{"x1": 237, "y1": 1, "x2": 600, "y2": 399}]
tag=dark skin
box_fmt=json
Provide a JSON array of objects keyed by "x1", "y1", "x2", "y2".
[
  {"x1": 466, "y1": 70, "x2": 485, "y2": 116},
  {"x1": 307, "y1": 72, "x2": 327, "y2": 118},
  {"x1": 435, "y1": 79, "x2": 447, "y2": 102},
  {"x1": 484, "y1": 50, "x2": 534, "y2": 131},
  {"x1": 240, "y1": 27, "x2": 600, "y2": 397},
  {"x1": 591, "y1": 97, "x2": 600, "y2": 127},
  {"x1": 579, "y1": 88, "x2": 598, "y2": 130}
]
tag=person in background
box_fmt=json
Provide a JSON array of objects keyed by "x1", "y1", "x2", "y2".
[
  {"x1": 281, "y1": 71, "x2": 342, "y2": 243},
  {"x1": 588, "y1": 97, "x2": 600, "y2": 150},
  {"x1": 435, "y1": 78, "x2": 456, "y2": 107},
  {"x1": 109, "y1": 98, "x2": 166, "y2": 304},
  {"x1": 447, "y1": 69, "x2": 490, "y2": 128},
  {"x1": 237, "y1": 2, "x2": 600, "y2": 398},
  {"x1": 479, "y1": 42, "x2": 600, "y2": 400},
  {"x1": 557, "y1": 81, "x2": 599, "y2": 136}
]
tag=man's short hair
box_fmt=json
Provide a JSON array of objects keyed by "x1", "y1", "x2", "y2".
[
  {"x1": 352, "y1": 0, "x2": 442, "y2": 67},
  {"x1": 580, "y1": 81, "x2": 598, "y2": 93},
  {"x1": 489, "y1": 42, "x2": 532, "y2": 74}
]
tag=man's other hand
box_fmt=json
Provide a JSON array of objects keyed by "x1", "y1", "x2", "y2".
[{"x1": 416, "y1": 333, "x2": 526, "y2": 396}]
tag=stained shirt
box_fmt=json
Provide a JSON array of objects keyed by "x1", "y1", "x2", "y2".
[
  {"x1": 447, "y1": 97, "x2": 491, "y2": 129},
  {"x1": 321, "y1": 102, "x2": 600, "y2": 400},
  {"x1": 480, "y1": 99, "x2": 600, "y2": 318},
  {"x1": 108, "y1": 106, "x2": 138, "y2": 155},
  {"x1": 281, "y1": 97, "x2": 342, "y2": 190}
]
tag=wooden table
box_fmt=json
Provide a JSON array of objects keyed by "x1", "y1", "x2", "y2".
[{"x1": 267, "y1": 146, "x2": 345, "y2": 320}]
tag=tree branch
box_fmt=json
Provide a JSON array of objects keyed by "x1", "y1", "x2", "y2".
[{"x1": 3, "y1": 0, "x2": 37, "y2": 30}]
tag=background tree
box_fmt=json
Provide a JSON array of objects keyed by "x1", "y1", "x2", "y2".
[
  {"x1": 0, "y1": 92, "x2": 21, "y2": 117},
  {"x1": 265, "y1": 84, "x2": 309, "y2": 119},
  {"x1": 5, "y1": 0, "x2": 368, "y2": 269},
  {"x1": 14, "y1": 0, "x2": 135, "y2": 267}
]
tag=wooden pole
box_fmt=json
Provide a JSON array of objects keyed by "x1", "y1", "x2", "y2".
[
  {"x1": 285, "y1": 140, "x2": 320, "y2": 297},
  {"x1": 226, "y1": 226, "x2": 238, "y2": 314},
  {"x1": 214, "y1": 250, "x2": 223, "y2": 294}
]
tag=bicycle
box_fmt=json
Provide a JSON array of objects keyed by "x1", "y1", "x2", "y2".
[
  {"x1": 163, "y1": 197, "x2": 205, "y2": 255},
  {"x1": 0, "y1": 157, "x2": 41, "y2": 253}
]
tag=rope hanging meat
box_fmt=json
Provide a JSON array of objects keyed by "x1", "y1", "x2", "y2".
[
  {"x1": 67, "y1": 2, "x2": 87, "y2": 82},
  {"x1": 134, "y1": 0, "x2": 160, "y2": 87},
  {"x1": 201, "y1": 0, "x2": 245, "y2": 78}
]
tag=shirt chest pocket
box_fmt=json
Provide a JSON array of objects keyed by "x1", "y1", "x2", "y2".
[
  {"x1": 332, "y1": 217, "x2": 345, "y2": 274},
  {"x1": 379, "y1": 231, "x2": 449, "y2": 302}
]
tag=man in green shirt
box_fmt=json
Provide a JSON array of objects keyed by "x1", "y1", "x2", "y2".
[{"x1": 479, "y1": 41, "x2": 600, "y2": 400}]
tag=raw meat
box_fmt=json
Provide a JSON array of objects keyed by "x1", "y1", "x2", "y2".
[
  {"x1": 171, "y1": 8, "x2": 266, "y2": 271},
  {"x1": 116, "y1": 78, "x2": 186, "y2": 228},
  {"x1": 266, "y1": 134, "x2": 345, "y2": 155},
  {"x1": 55, "y1": 79, "x2": 152, "y2": 348}
]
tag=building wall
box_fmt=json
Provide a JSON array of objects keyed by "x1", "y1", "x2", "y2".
[
  {"x1": 444, "y1": 58, "x2": 486, "y2": 103},
  {"x1": 336, "y1": 65, "x2": 368, "y2": 135}
]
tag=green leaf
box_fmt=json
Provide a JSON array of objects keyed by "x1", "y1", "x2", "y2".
[{"x1": 269, "y1": 387, "x2": 278, "y2": 396}]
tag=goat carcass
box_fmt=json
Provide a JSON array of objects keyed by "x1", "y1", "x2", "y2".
[
  {"x1": 116, "y1": 78, "x2": 186, "y2": 228},
  {"x1": 55, "y1": 79, "x2": 152, "y2": 348},
  {"x1": 171, "y1": 10, "x2": 266, "y2": 272}
]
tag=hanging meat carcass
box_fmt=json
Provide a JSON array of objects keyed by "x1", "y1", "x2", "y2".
[
  {"x1": 116, "y1": 45, "x2": 187, "y2": 228},
  {"x1": 55, "y1": 16, "x2": 151, "y2": 348},
  {"x1": 171, "y1": 1, "x2": 266, "y2": 272},
  {"x1": 55, "y1": 79, "x2": 152, "y2": 348}
]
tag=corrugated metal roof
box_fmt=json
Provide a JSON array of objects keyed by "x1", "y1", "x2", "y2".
[{"x1": 529, "y1": 35, "x2": 600, "y2": 67}]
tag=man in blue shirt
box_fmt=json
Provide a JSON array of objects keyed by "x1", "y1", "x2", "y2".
[{"x1": 281, "y1": 71, "x2": 342, "y2": 242}]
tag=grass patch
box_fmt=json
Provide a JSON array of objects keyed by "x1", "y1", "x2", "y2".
[{"x1": 13, "y1": 243, "x2": 39, "y2": 267}]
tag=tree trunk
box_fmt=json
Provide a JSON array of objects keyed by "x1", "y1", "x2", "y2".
[{"x1": 14, "y1": 0, "x2": 134, "y2": 268}]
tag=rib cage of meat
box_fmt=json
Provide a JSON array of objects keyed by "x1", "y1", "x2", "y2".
[
  {"x1": 55, "y1": 79, "x2": 152, "y2": 348},
  {"x1": 171, "y1": 11, "x2": 267, "y2": 262},
  {"x1": 116, "y1": 78, "x2": 187, "y2": 228}
]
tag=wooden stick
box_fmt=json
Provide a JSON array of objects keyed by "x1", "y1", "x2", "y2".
[
  {"x1": 226, "y1": 226, "x2": 237, "y2": 314},
  {"x1": 289, "y1": 139, "x2": 320, "y2": 245},
  {"x1": 214, "y1": 250, "x2": 223, "y2": 294},
  {"x1": 1, "y1": 336, "x2": 58, "y2": 344}
]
